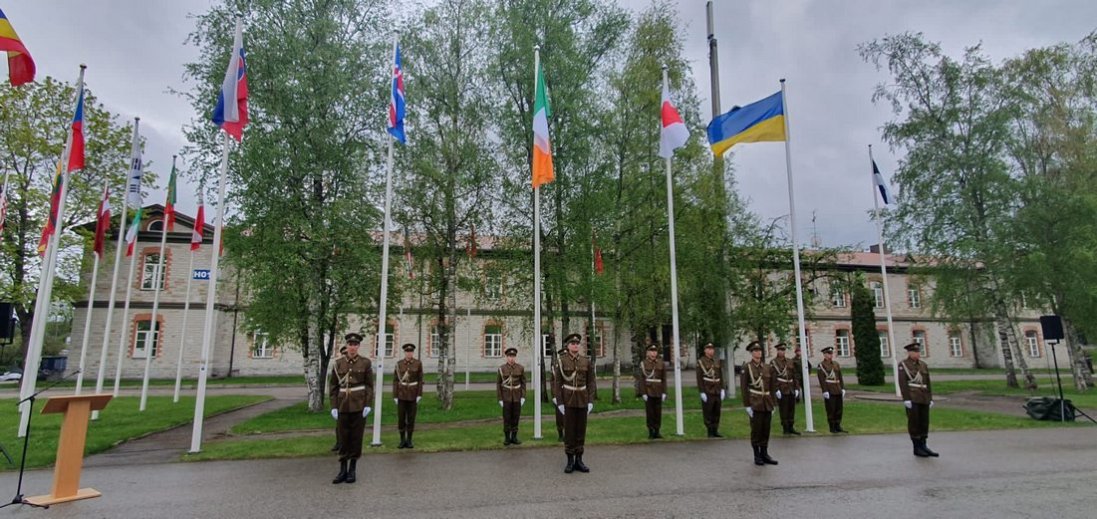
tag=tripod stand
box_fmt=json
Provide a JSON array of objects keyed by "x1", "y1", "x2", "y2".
[{"x1": 0, "y1": 370, "x2": 79, "y2": 510}]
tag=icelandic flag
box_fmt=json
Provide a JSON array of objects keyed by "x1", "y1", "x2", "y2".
[
  {"x1": 68, "y1": 85, "x2": 85, "y2": 172},
  {"x1": 211, "y1": 19, "x2": 248, "y2": 141},
  {"x1": 387, "y1": 42, "x2": 406, "y2": 144},
  {"x1": 872, "y1": 159, "x2": 891, "y2": 205}
]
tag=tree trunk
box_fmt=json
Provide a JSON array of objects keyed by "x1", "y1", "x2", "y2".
[
  {"x1": 994, "y1": 299, "x2": 1037, "y2": 389},
  {"x1": 611, "y1": 312, "x2": 621, "y2": 404},
  {"x1": 1062, "y1": 316, "x2": 1093, "y2": 391},
  {"x1": 304, "y1": 296, "x2": 322, "y2": 411}
]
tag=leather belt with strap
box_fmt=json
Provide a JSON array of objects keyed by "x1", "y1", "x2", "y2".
[
  {"x1": 340, "y1": 385, "x2": 366, "y2": 392},
  {"x1": 645, "y1": 378, "x2": 661, "y2": 383},
  {"x1": 908, "y1": 382, "x2": 927, "y2": 388},
  {"x1": 502, "y1": 384, "x2": 521, "y2": 390},
  {"x1": 777, "y1": 377, "x2": 792, "y2": 383},
  {"x1": 563, "y1": 384, "x2": 587, "y2": 391},
  {"x1": 703, "y1": 377, "x2": 721, "y2": 382},
  {"x1": 749, "y1": 389, "x2": 768, "y2": 396},
  {"x1": 399, "y1": 381, "x2": 419, "y2": 386},
  {"x1": 825, "y1": 380, "x2": 842, "y2": 385}
]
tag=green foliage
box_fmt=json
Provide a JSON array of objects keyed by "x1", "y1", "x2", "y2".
[{"x1": 849, "y1": 273, "x2": 885, "y2": 385}]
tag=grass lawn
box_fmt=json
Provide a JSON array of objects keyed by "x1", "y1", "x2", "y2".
[
  {"x1": 0, "y1": 395, "x2": 269, "y2": 470},
  {"x1": 186, "y1": 398, "x2": 1085, "y2": 462}
]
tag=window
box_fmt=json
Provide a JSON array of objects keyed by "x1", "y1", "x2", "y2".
[
  {"x1": 793, "y1": 328, "x2": 813, "y2": 357},
  {"x1": 835, "y1": 329, "x2": 851, "y2": 357},
  {"x1": 374, "y1": 322, "x2": 395, "y2": 358},
  {"x1": 148, "y1": 219, "x2": 164, "y2": 232},
  {"x1": 949, "y1": 333, "x2": 963, "y2": 358},
  {"x1": 542, "y1": 333, "x2": 554, "y2": 357},
  {"x1": 588, "y1": 322, "x2": 606, "y2": 357},
  {"x1": 428, "y1": 325, "x2": 441, "y2": 358},
  {"x1": 908, "y1": 285, "x2": 922, "y2": 309},
  {"x1": 484, "y1": 324, "x2": 503, "y2": 358},
  {"x1": 878, "y1": 330, "x2": 890, "y2": 358},
  {"x1": 252, "y1": 331, "x2": 273, "y2": 359},
  {"x1": 141, "y1": 253, "x2": 165, "y2": 290},
  {"x1": 830, "y1": 284, "x2": 847, "y2": 308},
  {"x1": 132, "y1": 320, "x2": 160, "y2": 359},
  {"x1": 912, "y1": 330, "x2": 927, "y2": 356},
  {"x1": 1025, "y1": 330, "x2": 1041, "y2": 358},
  {"x1": 871, "y1": 282, "x2": 885, "y2": 308}
]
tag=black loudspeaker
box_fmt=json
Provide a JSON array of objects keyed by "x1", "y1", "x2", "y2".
[
  {"x1": 0, "y1": 303, "x2": 12, "y2": 340},
  {"x1": 1040, "y1": 315, "x2": 1064, "y2": 342}
]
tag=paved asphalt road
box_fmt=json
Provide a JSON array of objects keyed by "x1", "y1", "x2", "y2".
[{"x1": 1, "y1": 427, "x2": 1094, "y2": 518}]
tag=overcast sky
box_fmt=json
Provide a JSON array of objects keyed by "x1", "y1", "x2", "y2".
[{"x1": 4, "y1": 1, "x2": 1096, "y2": 248}]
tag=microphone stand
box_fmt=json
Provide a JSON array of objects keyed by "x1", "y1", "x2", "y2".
[{"x1": 0, "y1": 369, "x2": 81, "y2": 510}]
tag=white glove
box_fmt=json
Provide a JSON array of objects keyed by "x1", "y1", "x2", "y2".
[
  {"x1": 552, "y1": 397, "x2": 557, "y2": 405},
  {"x1": 930, "y1": 400, "x2": 935, "y2": 408},
  {"x1": 520, "y1": 397, "x2": 526, "y2": 406},
  {"x1": 745, "y1": 407, "x2": 754, "y2": 418},
  {"x1": 362, "y1": 407, "x2": 371, "y2": 418},
  {"x1": 642, "y1": 394, "x2": 648, "y2": 401},
  {"x1": 393, "y1": 398, "x2": 398, "y2": 405},
  {"x1": 416, "y1": 396, "x2": 421, "y2": 403},
  {"x1": 794, "y1": 389, "x2": 801, "y2": 399},
  {"x1": 330, "y1": 409, "x2": 338, "y2": 420},
  {"x1": 661, "y1": 393, "x2": 667, "y2": 402},
  {"x1": 823, "y1": 391, "x2": 830, "y2": 400},
  {"x1": 701, "y1": 393, "x2": 709, "y2": 403},
  {"x1": 499, "y1": 400, "x2": 504, "y2": 408},
  {"x1": 720, "y1": 389, "x2": 726, "y2": 400},
  {"x1": 904, "y1": 400, "x2": 912, "y2": 409},
  {"x1": 587, "y1": 403, "x2": 594, "y2": 413},
  {"x1": 557, "y1": 404, "x2": 565, "y2": 415},
  {"x1": 776, "y1": 390, "x2": 783, "y2": 400},
  {"x1": 842, "y1": 389, "x2": 847, "y2": 398}
]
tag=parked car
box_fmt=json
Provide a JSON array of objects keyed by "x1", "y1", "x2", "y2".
[
  {"x1": 0, "y1": 369, "x2": 21, "y2": 382},
  {"x1": 37, "y1": 356, "x2": 67, "y2": 381}
]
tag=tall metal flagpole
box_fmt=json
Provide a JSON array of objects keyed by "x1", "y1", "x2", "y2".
[
  {"x1": 781, "y1": 79, "x2": 815, "y2": 433},
  {"x1": 662, "y1": 67, "x2": 686, "y2": 437},
  {"x1": 869, "y1": 145, "x2": 902, "y2": 396},
  {"x1": 371, "y1": 35, "x2": 399, "y2": 445},
  {"x1": 18, "y1": 65, "x2": 85, "y2": 437},
  {"x1": 138, "y1": 156, "x2": 176, "y2": 410},
  {"x1": 74, "y1": 184, "x2": 107, "y2": 395},
  {"x1": 173, "y1": 237, "x2": 197, "y2": 403},
  {"x1": 112, "y1": 229, "x2": 140, "y2": 395},
  {"x1": 94, "y1": 117, "x2": 137, "y2": 420},
  {"x1": 531, "y1": 45, "x2": 544, "y2": 441}
]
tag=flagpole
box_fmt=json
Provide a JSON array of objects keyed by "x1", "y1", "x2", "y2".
[
  {"x1": 780, "y1": 79, "x2": 815, "y2": 433},
  {"x1": 173, "y1": 247, "x2": 196, "y2": 403},
  {"x1": 869, "y1": 145, "x2": 902, "y2": 396},
  {"x1": 531, "y1": 45, "x2": 544, "y2": 441},
  {"x1": 94, "y1": 117, "x2": 138, "y2": 419},
  {"x1": 112, "y1": 227, "x2": 140, "y2": 395},
  {"x1": 74, "y1": 184, "x2": 108, "y2": 395},
  {"x1": 661, "y1": 66, "x2": 686, "y2": 437},
  {"x1": 18, "y1": 64, "x2": 85, "y2": 437},
  {"x1": 138, "y1": 156, "x2": 176, "y2": 411}
]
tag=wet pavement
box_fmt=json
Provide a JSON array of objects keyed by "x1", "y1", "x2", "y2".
[{"x1": 1, "y1": 427, "x2": 1093, "y2": 518}]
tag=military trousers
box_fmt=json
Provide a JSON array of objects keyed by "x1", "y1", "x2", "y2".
[
  {"x1": 502, "y1": 401, "x2": 521, "y2": 433},
  {"x1": 563, "y1": 406, "x2": 589, "y2": 455},
  {"x1": 645, "y1": 397, "x2": 662, "y2": 431},
  {"x1": 777, "y1": 392, "x2": 797, "y2": 427},
  {"x1": 749, "y1": 410, "x2": 772, "y2": 447},
  {"x1": 701, "y1": 392, "x2": 722, "y2": 429},
  {"x1": 906, "y1": 403, "x2": 930, "y2": 439},
  {"x1": 398, "y1": 399, "x2": 418, "y2": 433},
  {"x1": 554, "y1": 401, "x2": 565, "y2": 437},
  {"x1": 824, "y1": 392, "x2": 844, "y2": 426},
  {"x1": 336, "y1": 412, "x2": 364, "y2": 461}
]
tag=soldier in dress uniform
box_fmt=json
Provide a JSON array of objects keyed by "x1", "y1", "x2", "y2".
[
  {"x1": 394, "y1": 343, "x2": 424, "y2": 449},
  {"x1": 817, "y1": 346, "x2": 848, "y2": 433},
  {"x1": 331, "y1": 343, "x2": 348, "y2": 452},
  {"x1": 329, "y1": 333, "x2": 374, "y2": 484},
  {"x1": 769, "y1": 343, "x2": 801, "y2": 435},
  {"x1": 696, "y1": 342, "x2": 725, "y2": 437},
  {"x1": 741, "y1": 341, "x2": 777, "y2": 466},
  {"x1": 636, "y1": 343, "x2": 667, "y2": 439},
  {"x1": 552, "y1": 333, "x2": 596, "y2": 474},
  {"x1": 497, "y1": 346, "x2": 526, "y2": 445},
  {"x1": 898, "y1": 342, "x2": 938, "y2": 457}
]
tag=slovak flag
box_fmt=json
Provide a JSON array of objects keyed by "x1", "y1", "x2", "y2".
[
  {"x1": 872, "y1": 159, "x2": 891, "y2": 205},
  {"x1": 191, "y1": 201, "x2": 205, "y2": 251},
  {"x1": 68, "y1": 84, "x2": 86, "y2": 171},
  {"x1": 211, "y1": 19, "x2": 248, "y2": 141},
  {"x1": 387, "y1": 41, "x2": 406, "y2": 144},
  {"x1": 658, "y1": 82, "x2": 689, "y2": 159}
]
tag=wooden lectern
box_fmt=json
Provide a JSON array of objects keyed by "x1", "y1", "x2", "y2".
[{"x1": 25, "y1": 394, "x2": 112, "y2": 506}]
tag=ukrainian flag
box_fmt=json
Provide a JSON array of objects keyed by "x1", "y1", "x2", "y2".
[{"x1": 707, "y1": 91, "x2": 786, "y2": 156}]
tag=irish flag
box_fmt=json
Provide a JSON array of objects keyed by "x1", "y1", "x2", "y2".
[
  {"x1": 165, "y1": 161, "x2": 178, "y2": 231},
  {"x1": 531, "y1": 60, "x2": 553, "y2": 189}
]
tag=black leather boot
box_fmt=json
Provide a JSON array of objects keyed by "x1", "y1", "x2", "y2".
[
  {"x1": 332, "y1": 460, "x2": 348, "y2": 484},
  {"x1": 652, "y1": 428, "x2": 663, "y2": 439},
  {"x1": 511, "y1": 431, "x2": 522, "y2": 445},
  {"x1": 573, "y1": 454, "x2": 590, "y2": 473},
  {"x1": 913, "y1": 438, "x2": 929, "y2": 457},
  {"x1": 406, "y1": 432, "x2": 414, "y2": 449},
  {"x1": 345, "y1": 459, "x2": 358, "y2": 483},
  {"x1": 788, "y1": 425, "x2": 801, "y2": 436},
  {"x1": 503, "y1": 431, "x2": 512, "y2": 445},
  {"x1": 835, "y1": 423, "x2": 848, "y2": 433},
  {"x1": 711, "y1": 427, "x2": 723, "y2": 438},
  {"x1": 752, "y1": 445, "x2": 764, "y2": 466},
  {"x1": 565, "y1": 454, "x2": 575, "y2": 473},
  {"x1": 761, "y1": 446, "x2": 778, "y2": 465},
  {"x1": 647, "y1": 428, "x2": 655, "y2": 439},
  {"x1": 921, "y1": 439, "x2": 939, "y2": 457},
  {"x1": 398, "y1": 431, "x2": 407, "y2": 449}
]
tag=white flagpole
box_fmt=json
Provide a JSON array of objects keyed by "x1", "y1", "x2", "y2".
[
  {"x1": 661, "y1": 66, "x2": 685, "y2": 436},
  {"x1": 18, "y1": 65, "x2": 85, "y2": 437},
  {"x1": 781, "y1": 79, "x2": 815, "y2": 433},
  {"x1": 74, "y1": 184, "x2": 108, "y2": 395},
  {"x1": 869, "y1": 145, "x2": 902, "y2": 397},
  {"x1": 112, "y1": 232, "x2": 140, "y2": 395},
  {"x1": 371, "y1": 36, "x2": 400, "y2": 447},
  {"x1": 173, "y1": 247, "x2": 196, "y2": 403},
  {"x1": 531, "y1": 45, "x2": 543, "y2": 441},
  {"x1": 138, "y1": 156, "x2": 176, "y2": 410},
  {"x1": 93, "y1": 118, "x2": 137, "y2": 420}
]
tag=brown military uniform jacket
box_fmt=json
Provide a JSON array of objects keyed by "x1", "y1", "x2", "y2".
[
  {"x1": 695, "y1": 356, "x2": 724, "y2": 395},
  {"x1": 635, "y1": 357, "x2": 666, "y2": 397},
  {"x1": 741, "y1": 360, "x2": 776, "y2": 411},
  {"x1": 769, "y1": 356, "x2": 801, "y2": 393},
  {"x1": 329, "y1": 354, "x2": 375, "y2": 413},
  {"x1": 898, "y1": 358, "x2": 932, "y2": 404},
  {"x1": 553, "y1": 352, "x2": 596, "y2": 408},
  {"x1": 496, "y1": 362, "x2": 527, "y2": 402},
  {"x1": 817, "y1": 359, "x2": 845, "y2": 392},
  {"x1": 393, "y1": 357, "x2": 424, "y2": 401}
]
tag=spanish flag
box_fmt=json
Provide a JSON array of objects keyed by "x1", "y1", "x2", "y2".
[
  {"x1": 707, "y1": 91, "x2": 786, "y2": 156},
  {"x1": 531, "y1": 59, "x2": 553, "y2": 188},
  {"x1": 0, "y1": 8, "x2": 35, "y2": 86}
]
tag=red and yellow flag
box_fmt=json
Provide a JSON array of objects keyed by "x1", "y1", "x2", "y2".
[{"x1": 0, "y1": 8, "x2": 35, "y2": 86}]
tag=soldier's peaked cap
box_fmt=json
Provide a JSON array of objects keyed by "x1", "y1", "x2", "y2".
[
  {"x1": 402, "y1": 343, "x2": 416, "y2": 352},
  {"x1": 903, "y1": 342, "x2": 921, "y2": 352},
  {"x1": 345, "y1": 333, "x2": 363, "y2": 344},
  {"x1": 821, "y1": 346, "x2": 835, "y2": 354},
  {"x1": 564, "y1": 333, "x2": 582, "y2": 345},
  {"x1": 745, "y1": 341, "x2": 762, "y2": 352},
  {"x1": 504, "y1": 347, "x2": 518, "y2": 356}
]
